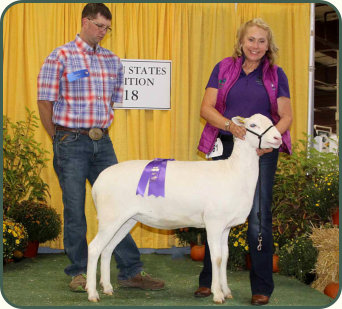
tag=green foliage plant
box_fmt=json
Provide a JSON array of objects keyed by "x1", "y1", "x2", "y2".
[
  {"x1": 272, "y1": 137, "x2": 339, "y2": 247},
  {"x1": 3, "y1": 108, "x2": 50, "y2": 213},
  {"x1": 278, "y1": 235, "x2": 318, "y2": 283},
  {"x1": 8, "y1": 200, "x2": 62, "y2": 243},
  {"x1": 304, "y1": 170, "x2": 339, "y2": 221},
  {"x1": 3, "y1": 217, "x2": 29, "y2": 260},
  {"x1": 174, "y1": 227, "x2": 206, "y2": 246}
]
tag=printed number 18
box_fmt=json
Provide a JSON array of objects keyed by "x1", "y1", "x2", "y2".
[{"x1": 124, "y1": 90, "x2": 139, "y2": 101}]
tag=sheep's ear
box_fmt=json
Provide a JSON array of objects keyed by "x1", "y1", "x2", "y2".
[{"x1": 231, "y1": 116, "x2": 246, "y2": 126}]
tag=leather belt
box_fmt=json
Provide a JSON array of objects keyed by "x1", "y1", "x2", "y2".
[{"x1": 55, "y1": 125, "x2": 108, "y2": 141}]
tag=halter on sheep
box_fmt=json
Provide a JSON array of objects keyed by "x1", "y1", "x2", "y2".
[{"x1": 86, "y1": 113, "x2": 282, "y2": 304}]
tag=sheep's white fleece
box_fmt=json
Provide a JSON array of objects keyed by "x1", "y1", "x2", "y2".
[{"x1": 86, "y1": 114, "x2": 282, "y2": 304}]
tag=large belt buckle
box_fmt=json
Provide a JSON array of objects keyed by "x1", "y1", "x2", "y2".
[{"x1": 89, "y1": 128, "x2": 103, "y2": 141}]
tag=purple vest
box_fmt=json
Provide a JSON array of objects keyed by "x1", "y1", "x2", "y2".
[{"x1": 198, "y1": 56, "x2": 292, "y2": 154}]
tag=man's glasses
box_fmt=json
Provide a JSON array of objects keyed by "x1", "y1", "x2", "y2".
[{"x1": 87, "y1": 18, "x2": 112, "y2": 32}]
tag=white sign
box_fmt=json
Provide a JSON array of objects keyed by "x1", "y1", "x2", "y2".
[{"x1": 114, "y1": 59, "x2": 171, "y2": 110}]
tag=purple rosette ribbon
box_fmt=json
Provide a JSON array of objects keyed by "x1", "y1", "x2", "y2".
[{"x1": 136, "y1": 158, "x2": 174, "y2": 197}]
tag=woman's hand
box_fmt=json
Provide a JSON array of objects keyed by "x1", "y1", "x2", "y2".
[
  {"x1": 200, "y1": 88, "x2": 247, "y2": 140},
  {"x1": 229, "y1": 122, "x2": 246, "y2": 140},
  {"x1": 256, "y1": 148, "x2": 273, "y2": 156}
]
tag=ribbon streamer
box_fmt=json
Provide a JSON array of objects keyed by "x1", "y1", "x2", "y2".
[{"x1": 136, "y1": 158, "x2": 174, "y2": 197}]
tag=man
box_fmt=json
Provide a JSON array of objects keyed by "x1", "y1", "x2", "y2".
[{"x1": 37, "y1": 3, "x2": 164, "y2": 292}]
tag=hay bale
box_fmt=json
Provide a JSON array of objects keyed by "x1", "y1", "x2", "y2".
[{"x1": 310, "y1": 227, "x2": 339, "y2": 292}]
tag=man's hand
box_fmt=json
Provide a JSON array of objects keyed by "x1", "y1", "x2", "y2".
[{"x1": 37, "y1": 100, "x2": 55, "y2": 138}]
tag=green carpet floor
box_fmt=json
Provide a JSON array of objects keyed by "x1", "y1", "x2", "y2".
[{"x1": 2, "y1": 253, "x2": 333, "y2": 307}]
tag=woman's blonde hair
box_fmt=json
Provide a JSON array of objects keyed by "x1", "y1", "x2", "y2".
[{"x1": 232, "y1": 18, "x2": 279, "y2": 66}]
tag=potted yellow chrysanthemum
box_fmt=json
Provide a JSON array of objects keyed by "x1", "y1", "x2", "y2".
[{"x1": 3, "y1": 217, "x2": 29, "y2": 263}]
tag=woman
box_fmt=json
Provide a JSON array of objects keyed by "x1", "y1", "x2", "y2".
[{"x1": 196, "y1": 18, "x2": 292, "y2": 306}]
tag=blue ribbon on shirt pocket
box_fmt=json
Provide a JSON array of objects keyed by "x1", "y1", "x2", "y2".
[{"x1": 67, "y1": 69, "x2": 89, "y2": 82}]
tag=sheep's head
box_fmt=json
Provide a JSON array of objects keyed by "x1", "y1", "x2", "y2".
[{"x1": 232, "y1": 114, "x2": 282, "y2": 149}]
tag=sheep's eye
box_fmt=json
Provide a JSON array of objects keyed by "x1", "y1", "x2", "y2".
[{"x1": 250, "y1": 124, "x2": 257, "y2": 128}]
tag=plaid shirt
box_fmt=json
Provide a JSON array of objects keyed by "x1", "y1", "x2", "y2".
[{"x1": 37, "y1": 35, "x2": 123, "y2": 128}]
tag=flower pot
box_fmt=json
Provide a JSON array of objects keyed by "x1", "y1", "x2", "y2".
[
  {"x1": 332, "y1": 208, "x2": 339, "y2": 226},
  {"x1": 272, "y1": 254, "x2": 280, "y2": 273},
  {"x1": 4, "y1": 258, "x2": 14, "y2": 265},
  {"x1": 246, "y1": 254, "x2": 252, "y2": 270},
  {"x1": 246, "y1": 254, "x2": 279, "y2": 272},
  {"x1": 324, "y1": 282, "x2": 339, "y2": 299},
  {"x1": 190, "y1": 245, "x2": 205, "y2": 261},
  {"x1": 24, "y1": 241, "x2": 39, "y2": 258}
]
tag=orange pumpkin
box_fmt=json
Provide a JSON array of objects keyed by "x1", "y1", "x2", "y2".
[
  {"x1": 190, "y1": 245, "x2": 205, "y2": 261},
  {"x1": 324, "y1": 282, "x2": 339, "y2": 299},
  {"x1": 332, "y1": 208, "x2": 339, "y2": 226}
]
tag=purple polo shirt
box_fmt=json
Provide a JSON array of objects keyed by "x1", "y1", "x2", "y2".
[{"x1": 206, "y1": 60, "x2": 290, "y2": 135}]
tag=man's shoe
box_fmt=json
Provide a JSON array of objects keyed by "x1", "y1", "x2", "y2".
[
  {"x1": 118, "y1": 271, "x2": 165, "y2": 290},
  {"x1": 251, "y1": 295, "x2": 270, "y2": 305},
  {"x1": 194, "y1": 287, "x2": 211, "y2": 297},
  {"x1": 69, "y1": 274, "x2": 87, "y2": 292}
]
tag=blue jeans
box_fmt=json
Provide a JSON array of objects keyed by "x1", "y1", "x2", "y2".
[
  {"x1": 199, "y1": 137, "x2": 279, "y2": 297},
  {"x1": 53, "y1": 131, "x2": 143, "y2": 279}
]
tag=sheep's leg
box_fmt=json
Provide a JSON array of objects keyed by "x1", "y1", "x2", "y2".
[
  {"x1": 206, "y1": 226, "x2": 225, "y2": 304},
  {"x1": 100, "y1": 218, "x2": 137, "y2": 295},
  {"x1": 220, "y1": 228, "x2": 232, "y2": 299},
  {"x1": 87, "y1": 217, "x2": 131, "y2": 302}
]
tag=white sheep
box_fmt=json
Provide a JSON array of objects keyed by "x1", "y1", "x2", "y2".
[{"x1": 86, "y1": 113, "x2": 282, "y2": 304}]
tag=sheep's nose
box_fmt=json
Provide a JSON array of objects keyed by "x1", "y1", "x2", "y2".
[{"x1": 273, "y1": 136, "x2": 281, "y2": 141}]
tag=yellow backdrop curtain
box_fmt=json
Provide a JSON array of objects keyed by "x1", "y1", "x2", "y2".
[{"x1": 2, "y1": 3, "x2": 310, "y2": 249}]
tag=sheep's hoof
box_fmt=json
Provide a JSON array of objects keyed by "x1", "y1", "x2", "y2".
[
  {"x1": 88, "y1": 291, "x2": 100, "y2": 302},
  {"x1": 102, "y1": 285, "x2": 114, "y2": 295},
  {"x1": 214, "y1": 299, "x2": 225, "y2": 304},
  {"x1": 213, "y1": 295, "x2": 225, "y2": 304},
  {"x1": 223, "y1": 288, "x2": 232, "y2": 299},
  {"x1": 100, "y1": 282, "x2": 114, "y2": 295}
]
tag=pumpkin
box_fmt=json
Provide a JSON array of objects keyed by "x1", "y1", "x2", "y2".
[
  {"x1": 324, "y1": 282, "x2": 339, "y2": 299},
  {"x1": 190, "y1": 245, "x2": 205, "y2": 261},
  {"x1": 13, "y1": 250, "x2": 24, "y2": 261}
]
